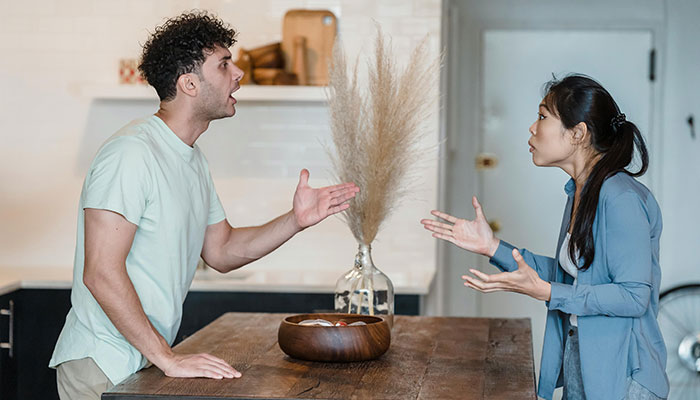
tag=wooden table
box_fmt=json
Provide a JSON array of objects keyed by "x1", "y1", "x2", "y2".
[{"x1": 103, "y1": 313, "x2": 536, "y2": 399}]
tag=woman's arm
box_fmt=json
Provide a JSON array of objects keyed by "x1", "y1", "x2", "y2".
[
  {"x1": 547, "y1": 191, "x2": 653, "y2": 317},
  {"x1": 422, "y1": 196, "x2": 558, "y2": 283},
  {"x1": 489, "y1": 240, "x2": 557, "y2": 283},
  {"x1": 463, "y1": 191, "x2": 653, "y2": 311}
]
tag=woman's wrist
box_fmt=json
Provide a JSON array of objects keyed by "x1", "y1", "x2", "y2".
[
  {"x1": 486, "y1": 237, "x2": 500, "y2": 258},
  {"x1": 538, "y1": 281, "x2": 552, "y2": 302}
]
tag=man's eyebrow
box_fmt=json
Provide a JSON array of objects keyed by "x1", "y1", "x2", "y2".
[{"x1": 219, "y1": 55, "x2": 232, "y2": 61}]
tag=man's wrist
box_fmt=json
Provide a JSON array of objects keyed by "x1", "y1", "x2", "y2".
[
  {"x1": 145, "y1": 339, "x2": 175, "y2": 370},
  {"x1": 287, "y1": 209, "x2": 304, "y2": 233}
]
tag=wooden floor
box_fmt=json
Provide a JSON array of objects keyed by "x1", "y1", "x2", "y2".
[{"x1": 104, "y1": 312, "x2": 536, "y2": 399}]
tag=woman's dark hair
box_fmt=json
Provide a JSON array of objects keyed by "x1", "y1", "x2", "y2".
[
  {"x1": 543, "y1": 74, "x2": 649, "y2": 271},
  {"x1": 139, "y1": 11, "x2": 237, "y2": 101}
]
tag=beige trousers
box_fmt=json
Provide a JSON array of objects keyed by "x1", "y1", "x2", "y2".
[{"x1": 56, "y1": 357, "x2": 114, "y2": 400}]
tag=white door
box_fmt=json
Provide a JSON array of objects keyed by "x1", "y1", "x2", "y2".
[{"x1": 479, "y1": 30, "x2": 653, "y2": 376}]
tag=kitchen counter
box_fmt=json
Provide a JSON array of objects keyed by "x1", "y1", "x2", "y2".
[
  {"x1": 104, "y1": 312, "x2": 536, "y2": 399},
  {"x1": 0, "y1": 266, "x2": 434, "y2": 297}
]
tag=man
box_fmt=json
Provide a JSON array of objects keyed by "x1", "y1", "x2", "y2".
[{"x1": 49, "y1": 11, "x2": 358, "y2": 399}]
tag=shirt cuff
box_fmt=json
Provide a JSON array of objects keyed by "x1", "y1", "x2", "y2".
[
  {"x1": 489, "y1": 240, "x2": 518, "y2": 272},
  {"x1": 547, "y1": 282, "x2": 573, "y2": 311}
]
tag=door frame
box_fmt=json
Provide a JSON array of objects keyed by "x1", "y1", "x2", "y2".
[{"x1": 434, "y1": 0, "x2": 667, "y2": 316}]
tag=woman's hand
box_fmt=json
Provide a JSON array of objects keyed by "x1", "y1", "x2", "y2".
[
  {"x1": 421, "y1": 196, "x2": 500, "y2": 257},
  {"x1": 462, "y1": 248, "x2": 551, "y2": 301}
]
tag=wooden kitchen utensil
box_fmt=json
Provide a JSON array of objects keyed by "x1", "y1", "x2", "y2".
[
  {"x1": 292, "y1": 36, "x2": 308, "y2": 85},
  {"x1": 252, "y1": 68, "x2": 298, "y2": 85},
  {"x1": 247, "y1": 42, "x2": 284, "y2": 69},
  {"x1": 278, "y1": 313, "x2": 390, "y2": 362},
  {"x1": 282, "y1": 10, "x2": 337, "y2": 86},
  {"x1": 234, "y1": 48, "x2": 252, "y2": 85}
]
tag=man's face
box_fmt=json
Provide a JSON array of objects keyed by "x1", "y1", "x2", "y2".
[{"x1": 196, "y1": 45, "x2": 244, "y2": 121}]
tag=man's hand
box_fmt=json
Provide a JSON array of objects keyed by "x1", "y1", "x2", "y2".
[
  {"x1": 292, "y1": 169, "x2": 359, "y2": 229},
  {"x1": 159, "y1": 352, "x2": 241, "y2": 380},
  {"x1": 462, "y1": 248, "x2": 552, "y2": 301}
]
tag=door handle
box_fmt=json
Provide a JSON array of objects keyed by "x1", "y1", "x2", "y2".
[
  {"x1": 475, "y1": 153, "x2": 499, "y2": 170},
  {"x1": 1, "y1": 300, "x2": 14, "y2": 358}
]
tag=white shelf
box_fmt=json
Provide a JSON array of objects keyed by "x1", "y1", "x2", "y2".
[{"x1": 80, "y1": 84, "x2": 329, "y2": 103}]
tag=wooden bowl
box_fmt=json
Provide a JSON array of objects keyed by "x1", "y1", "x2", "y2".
[{"x1": 278, "y1": 313, "x2": 391, "y2": 362}]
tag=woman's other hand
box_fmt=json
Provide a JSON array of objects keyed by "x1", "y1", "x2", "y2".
[
  {"x1": 421, "y1": 196, "x2": 500, "y2": 257},
  {"x1": 462, "y1": 248, "x2": 552, "y2": 301}
]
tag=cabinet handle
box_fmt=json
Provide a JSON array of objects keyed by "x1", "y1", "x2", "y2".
[{"x1": 0, "y1": 300, "x2": 14, "y2": 358}]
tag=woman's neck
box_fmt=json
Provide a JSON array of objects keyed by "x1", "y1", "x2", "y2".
[{"x1": 567, "y1": 150, "x2": 601, "y2": 233}]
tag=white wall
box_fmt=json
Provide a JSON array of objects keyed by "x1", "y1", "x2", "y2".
[
  {"x1": 658, "y1": 0, "x2": 700, "y2": 291},
  {"x1": 441, "y1": 0, "x2": 700, "y2": 315},
  {"x1": 0, "y1": 1, "x2": 441, "y2": 282}
]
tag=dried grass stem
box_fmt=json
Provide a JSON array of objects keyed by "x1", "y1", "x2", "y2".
[{"x1": 327, "y1": 28, "x2": 440, "y2": 245}]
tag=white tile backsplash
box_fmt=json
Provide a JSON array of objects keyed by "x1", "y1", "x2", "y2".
[{"x1": 0, "y1": 0, "x2": 441, "y2": 275}]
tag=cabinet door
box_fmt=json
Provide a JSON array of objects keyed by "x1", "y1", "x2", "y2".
[
  {"x1": 15, "y1": 289, "x2": 72, "y2": 400},
  {"x1": 0, "y1": 292, "x2": 18, "y2": 400},
  {"x1": 176, "y1": 292, "x2": 420, "y2": 344}
]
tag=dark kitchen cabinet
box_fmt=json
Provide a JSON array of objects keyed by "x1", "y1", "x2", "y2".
[
  {"x1": 0, "y1": 291, "x2": 19, "y2": 400},
  {"x1": 0, "y1": 288, "x2": 419, "y2": 400},
  {"x1": 175, "y1": 291, "x2": 420, "y2": 344},
  {"x1": 0, "y1": 289, "x2": 72, "y2": 400}
]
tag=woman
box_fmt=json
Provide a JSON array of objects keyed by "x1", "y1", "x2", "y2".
[{"x1": 422, "y1": 75, "x2": 669, "y2": 400}]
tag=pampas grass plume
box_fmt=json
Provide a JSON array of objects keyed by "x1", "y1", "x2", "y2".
[{"x1": 327, "y1": 27, "x2": 440, "y2": 245}]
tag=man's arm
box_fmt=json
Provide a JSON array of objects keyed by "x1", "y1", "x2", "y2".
[
  {"x1": 82, "y1": 208, "x2": 239, "y2": 379},
  {"x1": 202, "y1": 169, "x2": 359, "y2": 273},
  {"x1": 201, "y1": 211, "x2": 300, "y2": 272}
]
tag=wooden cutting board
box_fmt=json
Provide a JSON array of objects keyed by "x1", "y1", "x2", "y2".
[{"x1": 282, "y1": 10, "x2": 337, "y2": 86}]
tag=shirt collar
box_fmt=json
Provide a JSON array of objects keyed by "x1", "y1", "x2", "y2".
[
  {"x1": 150, "y1": 115, "x2": 196, "y2": 162},
  {"x1": 564, "y1": 178, "x2": 576, "y2": 197}
]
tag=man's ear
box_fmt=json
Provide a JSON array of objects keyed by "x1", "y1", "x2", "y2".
[
  {"x1": 176, "y1": 73, "x2": 199, "y2": 98},
  {"x1": 571, "y1": 122, "x2": 588, "y2": 145}
]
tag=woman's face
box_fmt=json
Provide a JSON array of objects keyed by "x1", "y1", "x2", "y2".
[{"x1": 528, "y1": 101, "x2": 577, "y2": 168}]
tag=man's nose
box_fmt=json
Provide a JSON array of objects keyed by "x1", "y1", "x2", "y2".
[{"x1": 232, "y1": 64, "x2": 244, "y2": 82}]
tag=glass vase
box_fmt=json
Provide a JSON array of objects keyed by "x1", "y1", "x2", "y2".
[{"x1": 334, "y1": 244, "x2": 395, "y2": 326}]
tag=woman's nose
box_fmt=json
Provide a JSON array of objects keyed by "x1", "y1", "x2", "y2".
[{"x1": 529, "y1": 121, "x2": 536, "y2": 135}]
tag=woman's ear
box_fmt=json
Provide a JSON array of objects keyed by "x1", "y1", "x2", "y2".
[
  {"x1": 570, "y1": 122, "x2": 589, "y2": 145},
  {"x1": 176, "y1": 73, "x2": 199, "y2": 98}
]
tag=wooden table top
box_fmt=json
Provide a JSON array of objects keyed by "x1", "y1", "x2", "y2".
[{"x1": 103, "y1": 312, "x2": 536, "y2": 399}]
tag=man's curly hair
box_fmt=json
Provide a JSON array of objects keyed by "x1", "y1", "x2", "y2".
[{"x1": 139, "y1": 11, "x2": 237, "y2": 101}]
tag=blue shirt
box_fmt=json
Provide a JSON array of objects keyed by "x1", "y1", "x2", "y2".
[{"x1": 490, "y1": 172, "x2": 669, "y2": 400}]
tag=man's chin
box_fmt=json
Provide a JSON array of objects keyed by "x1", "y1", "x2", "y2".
[{"x1": 208, "y1": 108, "x2": 236, "y2": 121}]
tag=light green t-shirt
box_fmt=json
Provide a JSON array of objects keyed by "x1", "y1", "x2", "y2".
[{"x1": 49, "y1": 115, "x2": 226, "y2": 385}]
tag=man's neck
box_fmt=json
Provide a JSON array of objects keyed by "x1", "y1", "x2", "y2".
[{"x1": 154, "y1": 105, "x2": 209, "y2": 147}]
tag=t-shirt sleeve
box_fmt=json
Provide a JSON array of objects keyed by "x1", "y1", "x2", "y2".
[
  {"x1": 207, "y1": 172, "x2": 226, "y2": 225},
  {"x1": 83, "y1": 137, "x2": 152, "y2": 226}
]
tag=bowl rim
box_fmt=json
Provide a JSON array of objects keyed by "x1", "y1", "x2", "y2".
[{"x1": 281, "y1": 313, "x2": 387, "y2": 328}]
